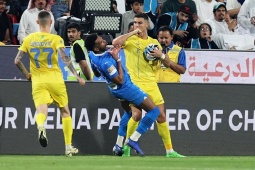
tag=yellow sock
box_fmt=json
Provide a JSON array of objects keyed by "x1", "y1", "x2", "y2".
[
  {"x1": 62, "y1": 116, "x2": 73, "y2": 145},
  {"x1": 36, "y1": 113, "x2": 46, "y2": 126},
  {"x1": 126, "y1": 118, "x2": 139, "y2": 139},
  {"x1": 157, "y1": 122, "x2": 173, "y2": 150}
]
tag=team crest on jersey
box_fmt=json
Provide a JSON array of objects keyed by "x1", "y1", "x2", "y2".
[{"x1": 107, "y1": 65, "x2": 117, "y2": 76}]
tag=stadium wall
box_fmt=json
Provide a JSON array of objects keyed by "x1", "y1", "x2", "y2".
[{"x1": 1, "y1": 80, "x2": 255, "y2": 156}]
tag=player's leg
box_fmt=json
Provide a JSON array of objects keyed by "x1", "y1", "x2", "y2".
[
  {"x1": 127, "y1": 97, "x2": 160, "y2": 156},
  {"x1": 113, "y1": 100, "x2": 132, "y2": 156},
  {"x1": 59, "y1": 105, "x2": 78, "y2": 157},
  {"x1": 36, "y1": 104, "x2": 48, "y2": 147},
  {"x1": 33, "y1": 83, "x2": 52, "y2": 148},
  {"x1": 156, "y1": 104, "x2": 185, "y2": 158}
]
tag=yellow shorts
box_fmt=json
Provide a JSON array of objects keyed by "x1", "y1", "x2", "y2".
[
  {"x1": 31, "y1": 71, "x2": 68, "y2": 108},
  {"x1": 135, "y1": 82, "x2": 164, "y2": 105}
]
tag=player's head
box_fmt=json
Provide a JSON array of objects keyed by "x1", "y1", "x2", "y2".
[
  {"x1": 67, "y1": 23, "x2": 81, "y2": 44},
  {"x1": 33, "y1": 0, "x2": 48, "y2": 10},
  {"x1": 37, "y1": 11, "x2": 52, "y2": 27},
  {"x1": 0, "y1": 0, "x2": 7, "y2": 14},
  {"x1": 85, "y1": 34, "x2": 107, "y2": 53},
  {"x1": 156, "y1": 26, "x2": 174, "y2": 47},
  {"x1": 133, "y1": 13, "x2": 149, "y2": 32},
  {"x1": 131, "y1": 0, "x2": 144, "y2": 14}
]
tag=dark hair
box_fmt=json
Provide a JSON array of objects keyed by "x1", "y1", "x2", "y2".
[
  {"x1": 38, "y1": 10, "x2": 51, "y2": 20},
  {"x1": 67, "y1": 23, "x2": 81, "y2": 32},
  {"x1": 128, "y1": 21, "x2": 134, "y2": 29},
  {"x1": 85, "y1": 34, "x2": 98, "y2": 51},
  {"x1": 156, "y1": 26, "x2": 173, "y2": 36},
  {"x1": 113, "y1": 0, "x2": 117, "y2": 6},
  {"x1": 199, "y1": 23, "x2": 212, "y2": 35},
  {"x1": 134, "y1": 13, "x2": 148, "y2": 21},
  {"x1": 32, "y1": 0, "x2": 49, "y2": 4},
  {"x1": 131, "y1": 0, "x2": 144, "y2": 5}
]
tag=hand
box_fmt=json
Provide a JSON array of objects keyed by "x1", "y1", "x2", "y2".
[
  {"x1": 174, "y1": 30, "x2": 189, "y2": 38},
  {"x1": 150, "y1": 47, "x2": 163, "y2": 59},
  {"x1": 133, "y1": 28, "x2": 142, "y2": 35},
  {"x1": 109, "y1": 47, "x2": 121, "y2": 60},
  {"x1": 26, "y1": 73, "x2": 31, "y2": 81},
  {"x1": 206, "y1": 36, "x2": 212, "y2": 42},
  {"x1": 77, "y1": 77, "x2": 85, "y2": 86},
  {"x1": 251, "y1": 17, "x2": 255, "y2": 26}
]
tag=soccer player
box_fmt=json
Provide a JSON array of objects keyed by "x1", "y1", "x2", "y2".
[
  {"x1": 66, "y1": 23, "x2": 93, "y2": 81},
  {"x1": 112, "y1": 13, "x2": 185, "y2": 157},
  {"x1": 84, "y1": 34, "x2": 160, "y2": 156},
  {"x1": 14, "y1": 11, "x2": 85, "y2": 156}
]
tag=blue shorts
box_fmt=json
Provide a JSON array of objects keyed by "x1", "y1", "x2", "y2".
[{"x1": 110, "y1": 83, "x2": 148, "y2": 107}]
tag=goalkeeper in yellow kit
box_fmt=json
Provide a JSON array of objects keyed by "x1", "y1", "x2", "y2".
[{"x1": 14, "y1": 11, "x2": 85, "y2": 156}]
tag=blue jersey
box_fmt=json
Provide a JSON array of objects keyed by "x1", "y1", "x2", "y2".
[{"x1": 89, "y1": 51, "x2": 148, "y2": 106}]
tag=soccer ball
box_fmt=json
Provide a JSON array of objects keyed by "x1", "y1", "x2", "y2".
[{"x1": 144, "y1": 44, "x2": 159, "y2": 61}]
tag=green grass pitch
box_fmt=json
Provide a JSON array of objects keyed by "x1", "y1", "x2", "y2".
[{"x1": 0, "y1": 155, "x2": 255, "y2": 170}]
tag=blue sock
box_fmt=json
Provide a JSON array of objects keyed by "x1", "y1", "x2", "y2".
[
  {"x1": 136, "y1": 107, "x2": 160, "y2": 135},
  {"x1": 118, "y1": 111, "x2": 132, "y2": 137}
]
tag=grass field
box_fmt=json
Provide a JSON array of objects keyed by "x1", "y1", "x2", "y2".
[{"x1": 1, "y1": 155, "x2": 255, "y2": 170}]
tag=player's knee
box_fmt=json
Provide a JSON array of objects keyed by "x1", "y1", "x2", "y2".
[{"x1": 157, "y1": 112, "x2": 166, "y2": 123}]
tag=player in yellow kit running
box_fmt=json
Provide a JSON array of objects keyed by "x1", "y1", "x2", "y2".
[{"x1": 14, "y1": 11, "x2": 85, "y2": 157}]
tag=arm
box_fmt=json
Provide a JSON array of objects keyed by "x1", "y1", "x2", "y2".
[
  {"x1": 108, "y1": 47, "x2": 123, "y2": 85},
  {"x1": 58, "y1": 47, "x2": 85, "y2": 85},
  {"x1": 152, "y1": 48, "x2": 186, "y2": 74},
  {"x1": 14, "y1": 51, "x2": 31, "y2": 80},
  {"x1": 73, "y1": 44, "x2": 92, "y2": 80},
  {"x1": 112, "y1": 28, "x2": 141, "y2": 46},
  {"x1": 3, "y1": 28, "x2": 11, "y2": 45}
]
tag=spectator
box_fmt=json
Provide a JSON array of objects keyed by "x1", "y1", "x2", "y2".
[
  {"x1": 193, "y1": 0, "x2": 217, "y2": 26},
  {"x1": 50, "y1": 0, "x2": 72, "y2": 21},
  {"x1": 186, "y1": 23, "x2": 219, "y2": 49},
  {"x1": 70, "y1": 0, "x2": 81, "y2": 18},
  {"x1": 160, "y1": 0, "x2": 198, "y2": 25},
  {"x1": 121, "y1": 0, "x2": 154, "y2": 35},
  {"x1": 157, "y1": 5, "x2": 199, "y2": 47},
  {"x1": 155, "y1": 26, "x2": 186, "y2": 82},
  {"x1": 206, "y1": 2, "x2": 255, "y2": 50},
  {"x1": 66, "y1": 23, "x2": 93, "y2": 81},
  {"x1": 125, "y1": 0, "x2": 132, "y2": 11},
  {"x1": 0, "y1": 0, "x2": 13, "y2": 45},
  {"x1": 112, "y1": 0, "x2": 119, "y2": 13},
  {"x1": 237, "y1": 0, "x2": 255, "y2": 36},
  {"x1": 18, "y1": 0, "x2": 56, "y2": 44}
]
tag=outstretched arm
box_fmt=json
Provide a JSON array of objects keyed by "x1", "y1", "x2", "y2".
[
  {"x1": 14, "y1": 50, "x2": 31, "y2": 80},
  {"x1": 112, "y1": 28, "x2": 141, "y2": 47},
  {"x1": 58, "y1": 47, "x2": 85, "y2": 86}
]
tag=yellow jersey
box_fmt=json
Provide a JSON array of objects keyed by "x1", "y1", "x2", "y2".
[
  {"x1": 19, "y1": 32, "x2": 65, "y2": 80},
  {"x1": 124, "y1": 35, "x2": 161, "y2": 83}
]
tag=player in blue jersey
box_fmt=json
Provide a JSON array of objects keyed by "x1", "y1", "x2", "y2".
[{"x1": 85, "y1": 34, "x2": 160, "y2": 156}]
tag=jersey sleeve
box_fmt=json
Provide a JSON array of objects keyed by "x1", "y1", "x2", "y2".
[
  {"x1": 18, "y1": 37, "x2": 28, "y2": 53},
  {"x1": 56, "y1": 36, "x2": 65, "y2": 49},
  {"x1": 101, "y1": 60, "x2": 118, "y2": 80}
]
